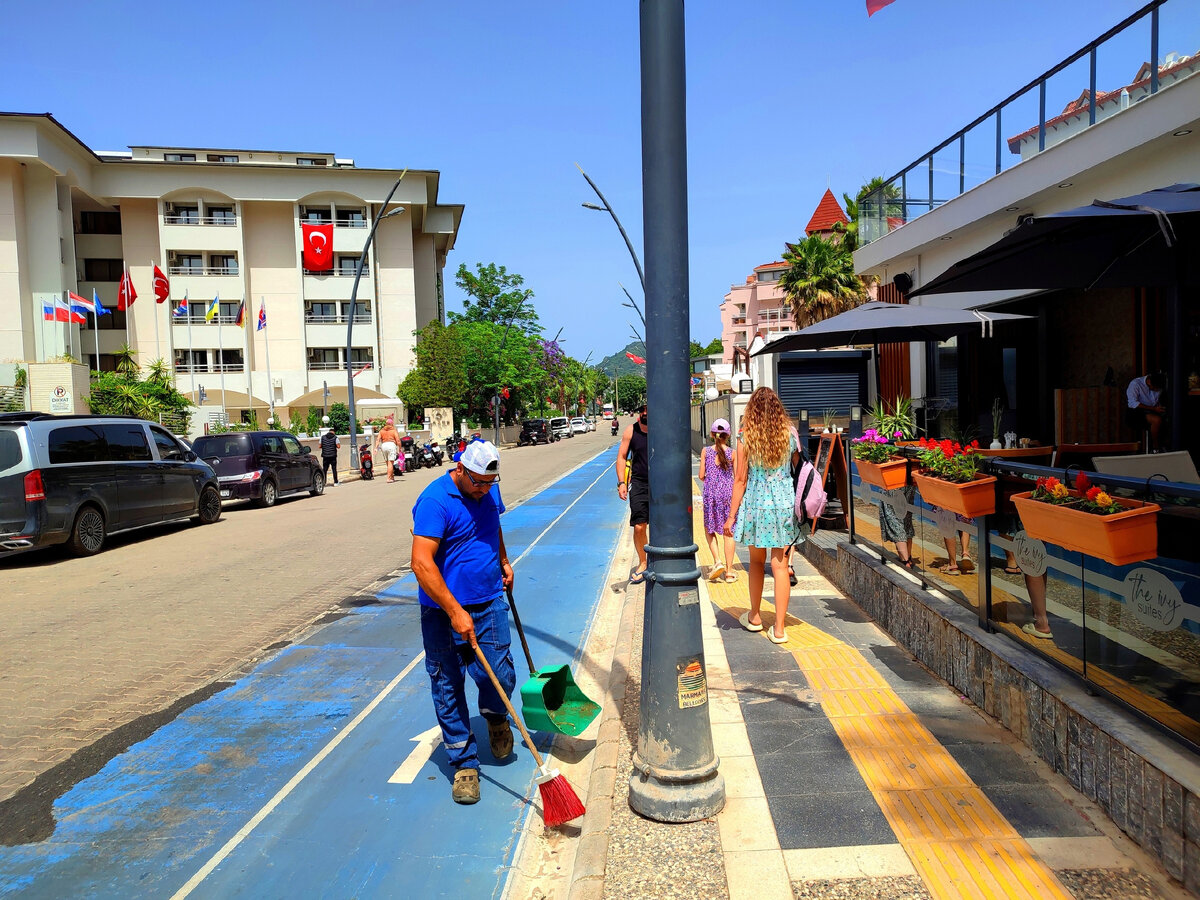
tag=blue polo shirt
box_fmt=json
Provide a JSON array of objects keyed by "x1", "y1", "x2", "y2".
[{"x1": 412, "y1": 471, "x2": 506, "y2": 609}]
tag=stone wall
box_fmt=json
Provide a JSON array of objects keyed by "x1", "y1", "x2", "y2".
[{"x1": 803, "y1": 531, "x2": 1200, "y2": 895}]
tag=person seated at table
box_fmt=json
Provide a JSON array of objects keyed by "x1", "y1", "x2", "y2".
[{"x1": 1126, "y1": 372, "x2": 1166, "y2": 451}]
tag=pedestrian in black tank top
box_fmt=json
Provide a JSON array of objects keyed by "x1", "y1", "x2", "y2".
[{"x1": 615, "y1": 404, "x2": 650, "y2": 583}]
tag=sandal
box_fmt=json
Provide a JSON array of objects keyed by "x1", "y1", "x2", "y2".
[
  {"x1": 709, "y1": 564, "x2": 726, "y2": 583},
  {"x1": 738, "y1": 612, "x2": 763, "y2": 633},
  {"x1": 960, "y1": 556, "x2": 975, "y2": 573},
  {"x1": 939, "y1": 565, "x2": 961, "y2": 576},
  {"x1": 788, "y1": 566, "x2": 797, "y2": 587},
  {"x1": 900, "y1": 557, "x2": 918, "y2": 570},
  {"x1": 629, "y1": 568, "x2": 646, "y2": 585},
  {"x1": 1022, "y1": 622, "x2": 1053, "y2": 640},
  {"x1": 723, "y1": 572, "x2": 738, "y2": 583},
  {"x1": 766, "y1": 626, "x2": 788, "y2": 644},
  {"x1": 1003, "y1": 566, "x2": 1023, "y2": 575}
]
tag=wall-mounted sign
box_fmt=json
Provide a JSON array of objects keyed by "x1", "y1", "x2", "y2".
[
  {"x1": 1125, "y1": 568, "x2": 1184, "y2": 633},
  {"x1": 49, "y1": 385, "x2": 71, "y2": 413}
]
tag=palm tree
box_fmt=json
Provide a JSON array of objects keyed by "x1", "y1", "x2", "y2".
[
  {"x1": 778, "y1": 235, "x2": 866, "y2": 328},
  {"x1": 113, "y1": 343, "x2": 139, "y2": 379}
]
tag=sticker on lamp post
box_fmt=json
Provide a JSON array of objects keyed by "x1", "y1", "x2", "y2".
[{"x1": 677, "y1": 657, "x2": 707, "y2": 709}]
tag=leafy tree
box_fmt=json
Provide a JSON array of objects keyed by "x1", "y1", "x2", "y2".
[
  {"x1": 88, "y1": 347, "x2": 192, "y2": 432},
  {"x1": 448, "y1": 262, "x2": 541, "y2": 334},
  {"x1": 398, "y1": 320, "x2": 470, "y2": 414},
  {"x1": 779, "y1": 234, "x2": 866, "y2": 328},
  {"x1": 614, "y1": 374, "x2": 647, "y2": 413},
  {"x1": 839, "y1": 176, "x2": 902, "y2": 252},
  {"x1": 326, "y1": 402, "x2": 361, "y2": 435}
]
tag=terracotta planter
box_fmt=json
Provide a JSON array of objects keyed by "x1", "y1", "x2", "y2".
[
  {"x1": 1011, "y1": 491, "x2": 1160, "y2": 566},
  {"x1": 854, "y1": 457, "x2": 909, "y2": 490},
  {"x1": 912, "y1": 470, "x2": 997, "y2": 517}
]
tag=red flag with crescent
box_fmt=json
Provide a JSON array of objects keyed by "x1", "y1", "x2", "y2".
[
  {"x1": 152, "y1": 264, "x2": 170, "y2": 304},
  {"x1": 117, "y1": 267, "x2": 137, "y2": 311},
  {"x1": 302, "y1": 223, "x2": 334, "y2": 271}
]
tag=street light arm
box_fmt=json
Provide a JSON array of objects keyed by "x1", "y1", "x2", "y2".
[
  {"x1": 347, "y1": 170, "x2": 407, "y2": 458},
  {"x1": 576, "y1": 163, "x2": 645, "y2": 291}
]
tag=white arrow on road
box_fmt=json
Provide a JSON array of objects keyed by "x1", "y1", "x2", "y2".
[{"x1": 388, "y1": 725, "x2": 443, "y2": 784}]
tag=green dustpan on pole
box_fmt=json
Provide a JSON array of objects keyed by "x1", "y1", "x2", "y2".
[{"x1": 507, "y1": 587, "x2": 600, "y2": 737}]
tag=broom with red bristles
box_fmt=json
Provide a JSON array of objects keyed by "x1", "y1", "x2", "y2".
[{"x1": 472, "y1": 641, "x2": 585, "y2": 827}]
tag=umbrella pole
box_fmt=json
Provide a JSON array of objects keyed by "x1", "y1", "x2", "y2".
[
  {"x1": 873, "y1": 343, "x2": 882, "y2": 405},
  {"x1": 1166, "y1": 260, "x2": 1184, "y2": 452}
]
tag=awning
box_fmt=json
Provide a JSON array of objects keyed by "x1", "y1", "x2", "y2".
[
  {"x1": 287, "y1": 385, "x2": 391, "y2": 409},
  {"x1": 755, "y1": 301, "x2": 1032, "y2": 355}
]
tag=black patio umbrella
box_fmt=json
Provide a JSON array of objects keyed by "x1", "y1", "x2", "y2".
[
  {"x1": 755, "y1": 301, "x2": 1032, "y2": 354},
  {"x1": 910, "y1": 183, "x2": 1199, "y2": 448},
  {"x1": 909, "y1": 184, "x2": 1200, "y2": 296}
]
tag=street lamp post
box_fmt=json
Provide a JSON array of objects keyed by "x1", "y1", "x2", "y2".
[
  {"x1": 347, "y1": 172, "x2": 406, "y2": 462},
  {"x1": 629, "y1": 0, "x2": 725, "y2": 823},
  {"x1": 620, "y1": 281, "x2": 646, "y2": 330},
  {"x1": 578, "y1": 164, "x2": 645, "y2": 292}
]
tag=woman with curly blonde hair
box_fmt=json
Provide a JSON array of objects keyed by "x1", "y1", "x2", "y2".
[{"x1": 724, "y1": 387, "x2": 801, "y2": 643}]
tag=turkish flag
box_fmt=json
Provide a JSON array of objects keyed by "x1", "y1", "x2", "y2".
[
  {"x1": 866, "y1": 0, "x2": 897, "y2": 15},
  {"x1": 302, "y1": 223, "x2": 334, "y2": 271},
  {"x1": 118, "y1": 267, "x2": 137, "y2": 311},
  {"x1": 625, "y1": 351, "x2": 646, "y2": 365},
  {"x1": 152, "y1": 265, "x2": 170, "y2": 303}
]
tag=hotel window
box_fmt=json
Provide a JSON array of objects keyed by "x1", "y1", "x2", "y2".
[
  {"x1": 308, "y1": 348, "x2": 341, "y2": 369},
  {"x1": 337, "y1": 255, "x2": 363, "y2": 276},
  {"x1": 79, "y1": 211, "x2": 121, "y2": 234},
  {"x1": 174, "y1": 254, "x2": 203, "y2": 273},
  {"x1": 296, "y1": 157, "x2": 327, "y2": 166},
  {"x1": 174, "y1": 350, "x2": 207, "y2": 372},
  {"x1": 308, "y1": 302, "x2": 337, "y2": 320},
  {"x1": 219, "y1": 300, "x2": 240, "y2": 320},
  {"x1": 164, "y1": 153, "x2": 196, "y2": 162},
  {"x1": 168, "y1": 205, "x2": 200, "y2": 225},
  {"x1": 337, "y1": 208, "x2": 366, "y2": 227},
  {"x1": 208, "y1": 206, "x2": 235, "y2": 225},
  {"x1": 207, "y1": 153, "x2": 238, "y2": 163},
  {"x1": 209, "y1": 254, "x2": 238, "y2": 275},
  {"x1": 83, "y1": 258, "x2": 124, "y2": 282},
  {"x1": 301, "y1": 206, "x2": 332, "y2": 224},
  {"x1": 349, "y1": 348, "x2": 372, "y2": 364},
  {"x1": 216, "y1": 349, "x2": 243, "y2": 371}
]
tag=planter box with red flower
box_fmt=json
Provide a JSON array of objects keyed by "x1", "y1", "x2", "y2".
[
  {"x1": 1012, "y1": 475, "x2": 1159, "y2": 566},
  {"x1": 911, "y1": 437, "x2": 996, "y2": 517},
  {"x1": 912, "y1": 471, "x2": 997, "y2": 517},
  {"x1": 855, "y1": 458, "x2": 910, "y2": 490}
]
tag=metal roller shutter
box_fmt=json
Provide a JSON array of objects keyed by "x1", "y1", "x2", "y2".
[{"x1": 776, "y1": 353, "x2": 868, "y2": 416}]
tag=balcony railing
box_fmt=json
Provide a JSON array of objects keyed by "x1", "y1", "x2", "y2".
[
  {"x1": 334, "y1": 218, "x2": 367, "y2": 228},
  {"x1": 731, "y1": 316, "x2": 747, "y2": 325},
  {"x1": 304, "y1": 314, "x2": 372, "y2": 324},
  {"x1": 172, "y1": 314, "x2": 239, "y2": 325},
  {"x1": 164, "y1": 215, "x2": 237, "y2": 226},
  {"x1": 307, "y1": 360, "x2": 372, "y2": 371},
  {"x1": 859, "y1": 0, "x2": 1198, "y2": 246},
  {"x1": 174, "y1": 362, "x2": 242, "y2": 373},
  {"x1": 168, "y1": 266, "x2": 240, "y2": 277},
  {"x1": 303, "y1": 268, "x2": 369, "y2": 278}
]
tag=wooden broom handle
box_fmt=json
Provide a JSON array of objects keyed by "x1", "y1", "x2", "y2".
[
  {"x1": 471, "y1": 640, "x2": 545, "y2": 770},
  {"x1": 506, "y1": 587, "x2": 537, "y2": 674}
]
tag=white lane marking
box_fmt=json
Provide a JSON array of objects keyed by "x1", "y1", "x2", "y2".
[
  {"x1": 388, "y1": 725, "x2": 443, "y2": 784},
  {"x1": 170, "y1": 651, "x2": 427, "y2": 899},
  {"x1": 509, "y1": 462, "x2": 611, "y2": 569}
]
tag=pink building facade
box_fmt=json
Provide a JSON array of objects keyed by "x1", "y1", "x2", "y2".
[{"x1": 718, "y1": 262, "x2": 795, "y2": 365}]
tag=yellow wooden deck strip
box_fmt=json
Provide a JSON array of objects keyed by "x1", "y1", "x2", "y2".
[{"x1": 692, "y1": 484, "x2": 1071, "y2": 899}]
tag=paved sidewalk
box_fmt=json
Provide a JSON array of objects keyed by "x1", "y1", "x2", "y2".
[{"x1": 515, "y1": 487, "x2": 1190, "y2": 900}]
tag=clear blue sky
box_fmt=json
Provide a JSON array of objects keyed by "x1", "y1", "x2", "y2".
[{"x1": 2, "y1": 0, "x2": 1147, "y2": 362}]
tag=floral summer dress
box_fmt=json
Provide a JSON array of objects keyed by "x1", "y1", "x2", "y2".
[
  {"x1": 702, "y1": 445, "x2": 734, "y2": 535},
  {"x1": 734, "y1": 432, "x2": 801, "y2": 549}
]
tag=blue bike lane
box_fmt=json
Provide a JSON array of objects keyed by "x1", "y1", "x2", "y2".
[{"x1": 0, "y1": 450, "x2": 625, "y2": 899}]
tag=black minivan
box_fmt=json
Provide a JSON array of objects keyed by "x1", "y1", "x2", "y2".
[
  {"x1": 0, "y1": 412, "x2": 222, "y2": 557},
  {"x1": 191, "y1": 430, "x2": 325, "y2": 507}
]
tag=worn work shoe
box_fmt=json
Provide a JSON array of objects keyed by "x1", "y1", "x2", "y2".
[
  {"x1": 452, "y1": 767, "x2": 480, "y2": 804},
  {"x1": 487, "y1": 718, "x2": 514, "y2": 759}
]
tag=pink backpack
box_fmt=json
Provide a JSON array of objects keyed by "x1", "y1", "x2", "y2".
[{"x1": 794, "y1": 456, "x2": 828, "y2": 525}]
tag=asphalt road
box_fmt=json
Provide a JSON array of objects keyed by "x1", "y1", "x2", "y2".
[{"x1": 0, "y1": 429, "x2": 618, "y2": 808}]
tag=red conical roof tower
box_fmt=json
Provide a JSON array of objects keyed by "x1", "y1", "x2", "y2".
[{"x1": 804, "y1": 188, "x2": 849, "y2": 237}]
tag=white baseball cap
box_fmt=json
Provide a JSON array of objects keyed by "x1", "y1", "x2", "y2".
[{"x1": 460, "y1": 440, "x2": 500, "y2": 476}]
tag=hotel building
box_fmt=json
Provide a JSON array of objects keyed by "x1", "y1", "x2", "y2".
[{"x1": 0, "y1": 112, "x2": 462, "y2": 421}]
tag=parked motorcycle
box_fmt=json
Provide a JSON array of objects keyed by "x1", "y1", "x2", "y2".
[
  {"x1": 429, "y1": 440, "x2": 444, "y2": 466},
  {"x1": 418, "y1": 441, "x2": 436, "y2": 468},
  {"x1": 359, "y1": 443, "x2": 374, "y2": 480}
]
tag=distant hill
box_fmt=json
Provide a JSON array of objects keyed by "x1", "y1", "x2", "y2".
[{"x1": 595, "y1": 341, "x2": 649, "y2": 378}]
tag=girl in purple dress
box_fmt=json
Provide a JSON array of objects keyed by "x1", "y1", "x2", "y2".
[{"x1": 699, "y1": 418, "x2": 737, "y2": 583}]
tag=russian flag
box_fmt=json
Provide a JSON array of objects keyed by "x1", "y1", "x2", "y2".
[{"x1": 42, "y1": 296, "x2": 77, "y2": 323}]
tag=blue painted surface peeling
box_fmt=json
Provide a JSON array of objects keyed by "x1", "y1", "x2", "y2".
[{"x1": 0, "y1": 450, "x2": 624, "y2": 899}]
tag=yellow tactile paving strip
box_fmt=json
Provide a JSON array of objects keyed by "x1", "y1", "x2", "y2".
[{"x1": 692, "y1": 482, "x2": 1072, "y2": 900}]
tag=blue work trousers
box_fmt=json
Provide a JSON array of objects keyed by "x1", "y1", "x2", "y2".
[{"x1": 421, "y1": 597, "x2": 516, "y2": 770}]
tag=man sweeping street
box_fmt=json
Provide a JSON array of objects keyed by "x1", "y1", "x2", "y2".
[{"x1": 410, "y1": 440, "x2": 516, "y2": 805}]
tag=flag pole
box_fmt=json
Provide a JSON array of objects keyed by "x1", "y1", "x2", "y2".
[
  {"x1": 151, "y1": 260, "x2": 161, "y2": 363},
  {"x1": 39, "y1": 301, "x2": 46, "y2": 363},
  {"x1": 242, "y1": 299, "x2": 252, "y2": 423},
  {"x1": 217, "y1": 298, "x2": 227, "y2": 423},
  {"x1": 123, "y1": 262, "x2": 131, "y2": 351},
  {"x1": 65, "y1": 296, "x2": 75, "y2": 361},
  {"x1": 261, "y1": 297, "x2": 274, "y2": 422},
  {"x1": 93, "y1": 305, "x2": 100, "y2": 370},
  {"x1": 186, "y1": 290, "x2": 194, "y2": 382}
]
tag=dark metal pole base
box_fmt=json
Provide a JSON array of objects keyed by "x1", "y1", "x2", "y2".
[{"x1": 629, "y1": 765, "x2": 725, "y2": 823}]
